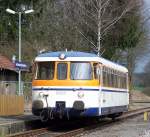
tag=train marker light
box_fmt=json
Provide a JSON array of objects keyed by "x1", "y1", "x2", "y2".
[
  {"x1": 39, "y1": 92, "x2": 44, "y2": 98},
  {"x1": 78, "y1": 91, "x2": 84, "y2": 99},
  {"x1": 59, "y1": 53, "x2": 66, "y2": 60}
]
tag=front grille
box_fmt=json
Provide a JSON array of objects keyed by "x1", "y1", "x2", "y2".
[{"x1": 56, "y1": 101, "x2": 66, "y2": 109}]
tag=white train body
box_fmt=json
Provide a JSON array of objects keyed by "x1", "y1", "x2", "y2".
[{"x1": 32, "y1": 51, "x2": 129, "y2": 118}]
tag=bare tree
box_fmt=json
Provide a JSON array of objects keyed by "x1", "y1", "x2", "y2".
[{"x1": 64, "y1": 0, "x2": 141, "y2": 55}]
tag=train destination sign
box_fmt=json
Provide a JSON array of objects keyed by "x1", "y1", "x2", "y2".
[{"x1": 15, "y1": 61, "x2": 29, "y2": 71}]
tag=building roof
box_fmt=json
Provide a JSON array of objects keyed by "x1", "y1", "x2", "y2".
[{"x1": 0, "y1": 54, "x2": 16, "y2": 71}]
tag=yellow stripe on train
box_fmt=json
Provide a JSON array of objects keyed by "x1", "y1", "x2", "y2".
[{"x1": 32, "y1": 80, "x2": 100, "y2": 87}]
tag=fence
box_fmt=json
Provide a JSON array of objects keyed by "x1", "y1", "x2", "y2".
[
  {"x1": 0, "y1": 81, "x2": 32, "y2": 115},
  {"x1": 0, "y1": 95, "x2": 24, "y2": 116},
  {"x1": 23, "y1": 82, "x2": 32, "y2": 112},
  {"x1": 0, "y1": 81, "x2": 17, "y2": 95},
  {"x1": 0, "y1": 81, "x2": 32, "y2": 94}
]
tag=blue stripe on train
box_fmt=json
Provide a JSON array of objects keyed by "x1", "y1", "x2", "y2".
[
  {"x1": 50, "y1": 106, "x2": 128, "y2": 117},
  {"x1": 81, "y1": 108, "x2": 99, "y2": 116},
  {"x1": 55, "y1": 108, "x2": 100, "y2": 117},
  {"x1": 101, "y1": 105, "x2": 128, "y2": 115},
  {"x1": 32, "y1": 88, "x2": 99, "y2": 91},
  {"x1": 70, "y1": 106, "x2": 128, "y2": 116},
  {"x1": 101, "y1": 89, "x2": 128, "y2": 93},
  {"x1": 32, "y1": 88, "x2": 128, "y2": 93}
]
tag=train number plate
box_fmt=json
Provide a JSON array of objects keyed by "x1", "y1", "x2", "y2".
[{"x1": 56, "y1": 91, "x2": 66, "y2": 95}]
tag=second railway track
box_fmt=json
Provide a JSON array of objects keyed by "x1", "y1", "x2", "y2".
[{"x1": 8, "y1": 107, "x2": 150, "y2": 137}]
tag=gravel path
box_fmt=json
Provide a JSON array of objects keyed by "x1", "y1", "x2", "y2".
[{"x1": 79, "y1": 115, "x2": 150, "y2": 137}]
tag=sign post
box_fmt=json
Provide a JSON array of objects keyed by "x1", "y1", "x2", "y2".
[{"x1": 15, "y1": 61, "x2": 29, "y2": 95}]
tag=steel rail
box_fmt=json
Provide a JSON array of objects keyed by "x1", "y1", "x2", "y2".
[
  {"x1": 7, "y1": 128, "x2": 49, "y2": 137},
  {"x1": 55, "y1": 107, "x2": 150, "y2": 137},
  {"x1": 131, "y1": 100, "x2": 150, "y2": 103},
  {"x1": 8, "y1": 107, "x2": 150, "y2": 137}
]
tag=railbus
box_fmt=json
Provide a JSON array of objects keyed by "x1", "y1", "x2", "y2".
[{"x1": 32, "y1": 51, "x2": 129, "y2": 120}]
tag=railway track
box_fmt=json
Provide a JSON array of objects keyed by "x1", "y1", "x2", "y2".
[{"x1": 8, "y1": 107, "x2": 150, "y2": 137}]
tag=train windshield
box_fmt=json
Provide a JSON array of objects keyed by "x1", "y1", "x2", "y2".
[
  {"x1": 70, "y1": 62, "x2": 92, "y2": 80},
  {"x1": 35, "y1": 62, "x2": 55, "y2": 80},
  {"x1": 57, "y1": 63, "x2": 67, "y2": 80}
]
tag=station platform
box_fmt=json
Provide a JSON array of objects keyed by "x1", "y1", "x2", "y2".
[{"x1": 0, "y1": 112, "x2": 41, "y2": 136}]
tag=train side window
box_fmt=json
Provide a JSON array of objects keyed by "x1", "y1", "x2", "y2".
[
  {"x1": 107, "y1": 67, "x2": 110, "y2": 87},
  {"x1": 102, "y1": 66, "x2": 106, "y2": 86},
  {"x1": 57, "y1": 63, "x2": 67, "y2": 80},
  {"x1": 123, "y1": 74, "x2": 127, "y2": 89},
  {"x1": 116, "y1": 74, "x2": 118, "y2": 88},
  {"x1": 112, "y1": 69, "x2": 115, "y2": 87},
  {"x1": 114, "y1": 74, "x2": 116, "y2": 88},
  {"x1": 110, "y1": 70, "x2": 113, "y2": 87},
  {"x1": 108, "y1": 68, "x2": 112, "y2": 87},
  {"x1": 120, "y1": 73, "x2": 125, "y2": 89},
  {"x1": 118, "y1": 76, "x2": 121, "y2": 88},
  {"x1": 121, "y1": 73, "x2": 125, "y2": 89},
  {"x1": 108, "y1": 69, "x2": 110, "y2": 85},
  {"x1": 123, "y1": 77, "x2": 126, "y2": 89},
  {"x1": 103, "y1": 71, "x2": 106, "y2": 86},
  {"x1": 93, "y1": 63, "x2": 99, "y2": 79},
  {"x1": 105, "y1": 67, "x2": 109, "y2": 87}
]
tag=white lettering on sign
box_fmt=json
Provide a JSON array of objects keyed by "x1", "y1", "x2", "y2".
[{"x1": 16, "y1": 63, "x2": 27, "y2": 67}]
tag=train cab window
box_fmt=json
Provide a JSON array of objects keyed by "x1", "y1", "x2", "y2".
[
  {"x1": 35, "y1": 62, "x2": 55, "y2": 80},
  {"x1": 57, "y1": 63, "x2": 67, "y2": 80},
  {"x1": 70, "y1": 62, "x2": 92, "y2": 80}
]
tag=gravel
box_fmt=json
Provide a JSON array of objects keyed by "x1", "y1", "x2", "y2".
[{"x1": 80, "y1": 114, "x2": 150, "y2": 137}]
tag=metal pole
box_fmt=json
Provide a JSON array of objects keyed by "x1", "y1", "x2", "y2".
[
  {"x1": 97, "y1": 0, "x2": 102, "y2": 56},
  {"x1": 18, "y1": 12, "x2": 22, "y2": 95}
]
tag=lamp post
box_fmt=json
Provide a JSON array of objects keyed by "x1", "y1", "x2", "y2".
[{"x1": 6, "y1": 8, "x2": 34, "y2": 95}]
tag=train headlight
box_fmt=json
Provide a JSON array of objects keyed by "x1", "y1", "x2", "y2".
[{"x1": 77, "y1": 91, "x2": 84, "y2": 99}]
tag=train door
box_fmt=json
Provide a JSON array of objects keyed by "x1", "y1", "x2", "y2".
[
  {"x1": 93, "y1": 63, "x2": 102, "y2": 116},
  {"x1": 98, "y1": 63, "x2": 103, "y2": 115}
]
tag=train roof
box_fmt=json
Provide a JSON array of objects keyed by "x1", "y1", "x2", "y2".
[
  {"x1": 38, "y1": 51, "x2": 97, "y2": 57},
  {"x1": 35, "y1": 51, "x2": 128, "y2": 73}
]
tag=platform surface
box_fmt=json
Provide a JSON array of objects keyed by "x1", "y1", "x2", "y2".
[
  {"x1": 0, "y1": 112, "x2": 36, "y2": 124},
  {"x1": 0, "y1": 112, "x2": 40, "y2": 136}
]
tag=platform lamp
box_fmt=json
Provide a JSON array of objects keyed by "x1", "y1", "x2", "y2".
[{"x1": 6, "y1": 8, "x2": 34, "y2": 95}]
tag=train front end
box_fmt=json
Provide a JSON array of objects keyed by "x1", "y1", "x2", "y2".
[{"x1": 32, "y1": 51, "x2": 100, "y2": 119}]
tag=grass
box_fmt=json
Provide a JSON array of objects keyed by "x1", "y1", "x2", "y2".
[{"x1": 142, "y1": 87, "x2": 150, "y2": 97}]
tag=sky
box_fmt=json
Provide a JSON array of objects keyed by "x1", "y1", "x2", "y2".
[{"x1": 134, "y1": 0, "x2": 150, "y2": 73}]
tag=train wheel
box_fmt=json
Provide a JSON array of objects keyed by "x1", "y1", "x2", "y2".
[
  {"x1": 40, "y1": 109, "x2": 49, "y2": 122},
  {"x1": 108, "y1": 112, "x2": 123, "y2": 120}
]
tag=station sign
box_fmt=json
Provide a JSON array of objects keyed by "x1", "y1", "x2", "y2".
[{"x1": 15, "y1": 61, "x2": 29, "y2": 71}]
